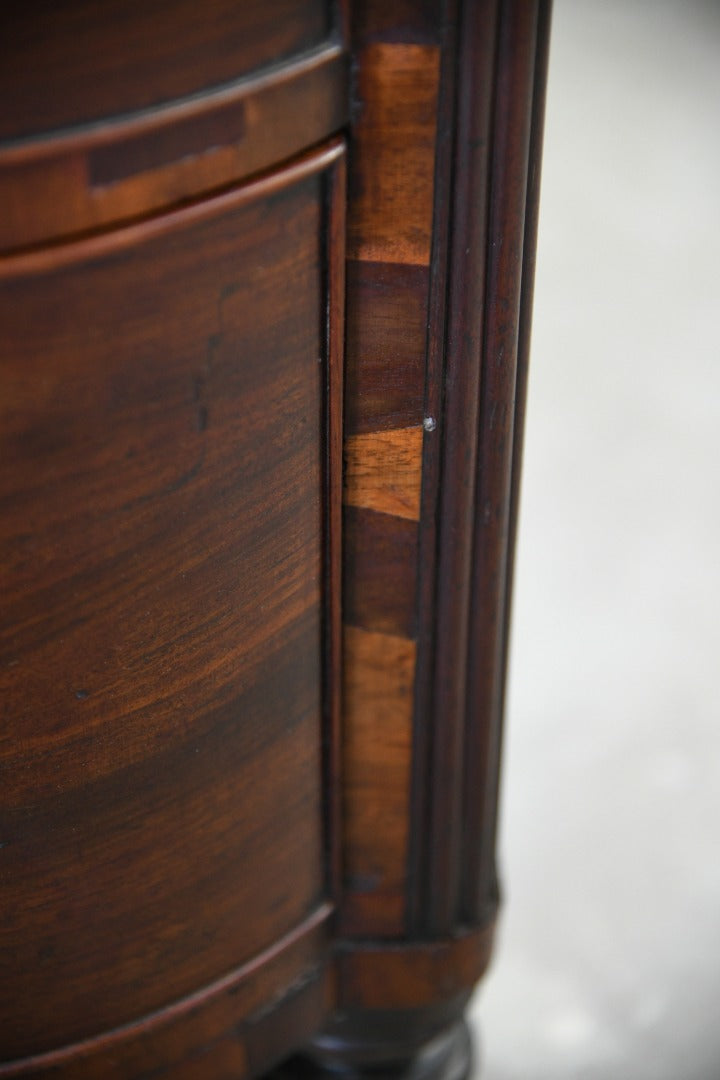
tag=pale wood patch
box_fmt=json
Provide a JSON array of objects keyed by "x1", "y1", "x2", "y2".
[
  {"x1": 347, "y1": 44, "x2": 441, "y2": 266},
  {"x1": 344, "y1": 425, "x2": 423, "y2": 521}
]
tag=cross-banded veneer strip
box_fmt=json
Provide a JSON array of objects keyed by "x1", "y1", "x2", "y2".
[{"x1": 340, "y1": 10, "x2": 442, "y2": 936}]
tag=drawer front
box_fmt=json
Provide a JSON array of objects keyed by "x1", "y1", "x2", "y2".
[
  {"x1": 0, "y1": 145, "x2": 344, "y2": 1063},
  {"x1": 0, "y1": 3, "x2": 348, "y2": 253},
  {"x1": 0, "y1": 0, "x2": 333, "y2": 142}
]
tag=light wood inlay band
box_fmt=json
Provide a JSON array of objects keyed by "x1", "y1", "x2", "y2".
[{"x1": 341, "y1": 30, "x2": 440, "y2": 936}]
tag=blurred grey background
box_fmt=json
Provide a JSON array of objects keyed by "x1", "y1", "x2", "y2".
[{"x1": 469, "y1": 2, "x2": 720, "y2": 1077}]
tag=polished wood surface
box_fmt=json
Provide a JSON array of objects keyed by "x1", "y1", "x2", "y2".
[
  {"x1": 344, "y1": 261, "x2": 427, "y2": 436},
  {"x1": 344, "y1": 427, "x2": 423, "y2": 521},
  {"x1": 335, "y1": 926, "x2": 495, "y2": 1012},
  {"x1": 347, "y1": 43, "x2": 440, "y2": 266},
  {"x1": 0, "y1": 909, "x2": 333, "y2": 1080},
  {"x1": 0, "y1": 1, "x2": 550, "y2": 1075},
  {"x1": 341, "y1": 627, "x2": 415, "y2": 935},
  {"x1": 339, "y1": 3, "x2": 442, "y2": 938},
  {"x1": 0, "y1": 0, "x2": 331, "y2": 141},
  {"x1": 308, "y1": 1, "x2": 551, "y2": 1070},
  {"x1": 0, "y1": 144, "x2": 345, "y2": 1072},
  {"x1": 0, "y1": 46, "x2": 347, "y2": 252}
]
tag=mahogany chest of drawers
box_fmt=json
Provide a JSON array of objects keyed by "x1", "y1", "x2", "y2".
[{"x1": 0, "y1": 3, "x2": 550, "y2": 1077}]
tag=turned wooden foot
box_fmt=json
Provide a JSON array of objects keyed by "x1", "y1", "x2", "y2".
[{"x1": 268, "y1": 1016, "x2": 473, "y2": 1080}]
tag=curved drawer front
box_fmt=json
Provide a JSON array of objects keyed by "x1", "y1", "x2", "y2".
[
  {"x1": 0, "y1": 1, "x2": 347, "y2": 252},
  {"x1": 0, "y1": 146, "x2": 344, "y2": 1065},
  {"x1": 0, "y1": 0, "x2": 332, "y2": 141}
]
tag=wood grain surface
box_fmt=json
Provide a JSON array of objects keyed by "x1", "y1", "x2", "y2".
[
  {"x1": 344, "y1": 261, "x2": 428, "y2": 435},
  {"x1": 0, "y1": 145, "x2": 344, "y2": 1065},
  {"x1": 340, "y1": 628, "x2": 416, "y2": 935},
  {"x1": 0, "y1": 908, "x2": 333, "y2": 1080},
  {"x1": 335, "y1": 924, "x2": 496, "y2": 1011},
  {"x1": 339, "y1": 8, "x2": 441, "y2": 940},
  {"x1": 0, "y1": 0, "x2": 331, "y2": 141},
  {"x1": 343, "y1": 507, "x2": 419, "y2": 639},
  {"x1": 344, "y1": 426, "x2": 423, "y2": 521},
  {"x1": 333, "y1": 3, "x2": 550, "y2": 1055},
  {"x1": 0, "y1": 0, "x2": 553, "y2": 1069},
  {"x1": 347, "y1": 44, "x2": 440, "y2": 266},
  {"x1": 0, "y1": 46, "x2": 347, "y2": 252}
]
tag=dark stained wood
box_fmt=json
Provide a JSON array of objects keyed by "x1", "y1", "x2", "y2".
[
  {"x1": 0, "y1": 0, "x2": 552, "y2": 1073},
  {"x1": 344, "y1": 261, "x2": 428, "y2": 435},
  {"x1": 408, "y1": 0, "x2": 552, "y2": 939},
  {"x1": 0, "y1": 907, "x2": 332, "y2": 1079},
  {"x1": 410, "y1": 0, "x2": 500, "y2": 935},
  {"x1": 322, "y1": 150, "x2": 347, "y2": 905},
  {"x1": 302, "y1": 1016, "x2": 472, "y2": 1080},
  {"x1": 406, "y1": 0, "x2": 464, "y2": 935},
  {"x1": 462, "y1": 0, "x2": 553, "y2": 925},
  {"x1": 89, "y1": 107, "x2": 249, "y2": 187},
  {"x1": 244, "y1": 967, "x2": 334, "y2": 1079},
  {"x1": 0, "y1": 145, "x2": 344, "y2": 1065},
  {"x1": 343, "y1": 507, "x2": 418, "y2": 638},
  {"x1": 352, "y1": 0, "x2": 442, "y2": 47},
  {"x1": 314, "y1": 1, "x2": 550, "y2": 1073},
  {"x1": 294, "y1": 928, "x2": 494, "y2": 1080},
  {"x1": 0, "y1": 0, "x2": 331, "y2": 142},
  {"x1": 0, "y1": 46, "x2": 348, "y2": 252}
]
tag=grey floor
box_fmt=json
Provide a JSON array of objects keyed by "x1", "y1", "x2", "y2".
[{"x1": 469, "y1": 2, "x2": 720, "y2": 1078}]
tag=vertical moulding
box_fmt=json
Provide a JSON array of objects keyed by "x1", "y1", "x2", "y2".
[{"x1": 297, "y1": 1, "x2": 552, "y2": 1078}]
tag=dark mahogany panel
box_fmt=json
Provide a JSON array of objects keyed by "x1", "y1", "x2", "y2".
[
  {"x1": 0, "y1": 150, "x2": 342, "y2": 1063},
  {"x1": 343, "y1": 507, "x2": 418, "y2": 638},
  {"x1": 344, "y1": 261, "x2": 427, "y2": 436},
  {"x1": 0, "y1": 48, "x2": 347, "y2": 255},
  {"x1": 0, "y1": 0, "x2": 331, "y2": 142}
]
